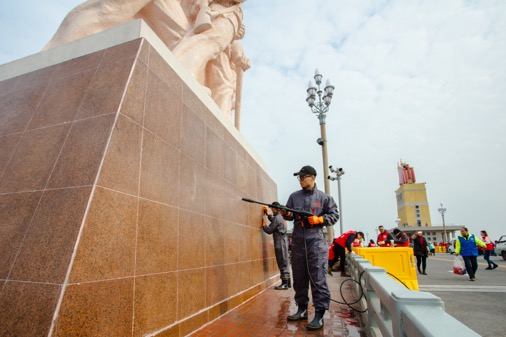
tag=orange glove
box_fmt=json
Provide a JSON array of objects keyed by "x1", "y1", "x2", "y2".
[
  {"x1": 262, "y1": 206, "x2": 269, "y2": 214},
  {"x1": 308, "y1": 216, "x2": 324, "y2": 226}
]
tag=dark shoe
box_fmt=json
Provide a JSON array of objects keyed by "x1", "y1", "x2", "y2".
[
  {"x1": 485, "y1": 267, "x2": 492, "y2": 270},
  {"x1": 327, "y1": 267, "x2": 333, "y2": 276},
  {"x1": 422, "y1": 272, "x2": 427, "y2": 275},
  {"x1": 417, "y1": 269, "x2": 422, "y2": 274},
  {"x1": 340, "y1": 272, "x2": 350, "y2": 277},
  {"x1": 287, "y1": 279, "x2": 292, "y2": 288},
  {"x1": 306, "y1": 309, "x2": 325, "y2": 331},
  {"x1": 287, "y1": 306, "x2": 308, "y2": 321},
  {"x1": 274, "y1": 283, "x2": 288, "y2": 290},
  {"x1": 493, "y1": 265, "x2": 498, "y2": 269},
  {"x1": 470, "y1": 277, "x2": 475, "y2": 281}
]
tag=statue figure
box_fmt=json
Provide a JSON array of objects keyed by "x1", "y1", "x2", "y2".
[{"x1": 43, "y1": 0, "x2": 249, "y2": 124}]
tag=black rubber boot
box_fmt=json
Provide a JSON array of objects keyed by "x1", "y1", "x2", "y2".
[
  {"x1": 274, "y1": 279, "x2": 288, "y2": 290},
  {"x1": 306, "y1": 309, "x2": 325, "y2": 331},
  {"x1": 287, "y1": 305, "x2": 308, "y2": 321},
  {"x1": 286, "y1": 278, "x2": 291, "y2": 288}
]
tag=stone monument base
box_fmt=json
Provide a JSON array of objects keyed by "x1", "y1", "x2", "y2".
[{"x1": 0, "y1": 20, "x2": 278, "y2": 337}]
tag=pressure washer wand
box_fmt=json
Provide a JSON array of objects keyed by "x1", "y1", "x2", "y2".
[{"x1": 241, "y1": 198, "x2": 314, "y2": 217}]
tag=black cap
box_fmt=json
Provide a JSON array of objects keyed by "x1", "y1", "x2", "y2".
[
  {"x1": 293, "y1": 165, "x2": 317, "y2": 177},
  {"x1": 271, "y1": 201, "x2": 281, "y2": 207},
  {"x1": 393, "y1": 228, "x2": 401, "y2": 235}
]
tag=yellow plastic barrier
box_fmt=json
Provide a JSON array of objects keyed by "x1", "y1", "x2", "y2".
[
  {"x1": 435, "y1": 246, "x2": 446, "y2": 253},
  {"x1": 352, "y1": 247, "x2": 419, "y2": 290}
]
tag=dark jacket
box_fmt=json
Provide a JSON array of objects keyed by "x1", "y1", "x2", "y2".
[{"x1": 412, "y1": 235, "x2": 428, "y2": 257}]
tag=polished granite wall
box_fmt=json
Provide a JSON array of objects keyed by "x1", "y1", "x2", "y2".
[{"x1": 0, "y1": 39, "x2": 279, "y2": 337}]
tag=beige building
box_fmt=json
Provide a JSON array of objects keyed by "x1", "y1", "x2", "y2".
[
  {"x1": 395, "y1": 160, "x2": 432, "y2": 228},
  {"x1": 395, "y1": 182, "x2": 432, "y2": 228}
]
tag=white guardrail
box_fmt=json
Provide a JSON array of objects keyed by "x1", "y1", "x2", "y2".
[{"x1": 347, "y1": 255, "x2": 481, "y2": 337}]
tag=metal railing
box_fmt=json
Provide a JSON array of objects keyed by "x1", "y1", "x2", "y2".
[{"x1": 347, "y1": 255, "x2": 481, "y2": 337}]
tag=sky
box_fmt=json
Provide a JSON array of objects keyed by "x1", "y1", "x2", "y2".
[{"x1": 1, "y1": 0, "x2": 505, "y2": 241}]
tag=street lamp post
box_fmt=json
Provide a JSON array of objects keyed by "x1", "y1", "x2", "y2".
[
  {"x1": 438, "y1": 203, "x2": 447, "y2": 244},
  {"x1": 328, "y1": 166, "x2": 344, "y2": 235},
  {"x1": 306, "y1": 68, "x2": 335, "y2": 240}
]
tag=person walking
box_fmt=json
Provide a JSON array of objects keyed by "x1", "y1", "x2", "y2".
[
  {"x1": 261, "y1": 202, "x2": 291, "y2": 290},
  {"x1": 376, "y1": 226, "x2": 394, "y2": 247},
  {"x1": 429, "y1": 242, "x2": 435, "y2": 256},
  {"x1": 392, "y1": 228, "x2": 410, "y2": 247},
  {"x1": 411, "y1": 231, "x2": 428, "y2": 275},
  {"x1": 282, "y1": 165, "x2": 339, "y2": 331},
  {"x1": 455, "y1": 227, "x2": 487, "y2": 281},
  {"x1": 480, "y1": 230, "x2": 498, "y2": 270}
]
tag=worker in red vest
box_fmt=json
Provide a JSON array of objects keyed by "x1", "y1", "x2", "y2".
[
  {"x1": 392, "y1": 228, "x2": 410, "y2": 247},
  {"x1": 376, "y1": 225, "x2": 394, "y2": 247},
  {"x1": 330, "y1": 230, "x2": 364, "y2": 277}
]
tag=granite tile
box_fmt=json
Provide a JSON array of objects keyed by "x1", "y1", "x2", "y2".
[
  {"x1": 52, "y1": 51, "x2": 103, "y2": 80},
  {"x1": 140, "y1": 131, "x2": 179, "y2": 206},
  {"x1": 121, "y1": 59, "x2": 148, "y2": 125},
  {"x1": 0, "y1": 124, "x2": 70, "y2": 193},
  {"x1": 137, "y1": 40, "x2": 150, "y2": 65},
  {"x1": 205, "y1": 127, "x2": 224, "y2": 178},
  {"x1": 205, "y1": 172, "x2": 224, "y2": 219},
  {"x1": 55, "y1": 278, "x2": 134, "y2": 337},
  {"x1": 178, "y1": 269, "x2": 206, "y2": 319},
  {"x1": 179, "y1": 311, "x2": 208, "y2": 337},
  {"x1": 48, "y1": 114, "x2": 115, "y2": 189},
  {"x1": 9, "y1": 187, "x2": 92, "y2": 283},
  {"x1": 76, "y1": 57, "x2": 135, "y2": 119},
  {"x1": 144, "y1": 72, "x2": 182, "y2": 148},
  {"x1": 0, "y1": 84, "x2": 46, "y2": 137},
  {"x1": 133, "y1": 272, "x2": 177, "y2": 337},
  {"x1": 0, "y1": 281, "x2": 60, "y2": 337},
  {"x1": 0, "y1": 191, "x2": 42, "y2": 279},
  {"x1": 206, "y1": 265, "x2": 227, "y2": 306},
  {"x1": 136, "y1": 200, "x2": 178, "y2": 275},
  {"x1": 97, "y1": 113, "x2": 142, "y2": 195},
  {"x1": 27, "y1": 69, "x2": 95, "y2": 130},
  {"x1": 69, "y1": 187, "x2": 137, "y2": 282},
  {"x1": 178, "y1": 210, "x2": 206, "y2": 270},
  {"x1": 178, "y1": 153, "x2": 207, "y2": 214},
  {"x1": 0, "y1": 76, "x2": 17, "y2": 96},
  {"x1": 148, "y1": 47, "x2": 183, "y2": 96},
  {"x1": 101, "y1": 39, "x2": 142, "y2": 66},
  {"x1": 225, "y1": 263, "x2": 241, "y2": 297},
  {"x1": 236, "y1": 156, "x2": 249, "y2": 194},
  {"x1": 223, "y1": 141, "x2": 237, "y2": 186},
  {"x1": 0, "y1": 132, "x2": 22, "y2": 176},
  {"x1": 181, "y1": 104, "x2": 205, "y2": 165},
  {"x1": 205, "y1": 217, "x2": 225, "y2": 267},
  {"x1": 153, "y1": 325, "x2": 179, "y2": 337},
  {"x1": 11, "y1": 66, "x2": 55, "y2": 93}
]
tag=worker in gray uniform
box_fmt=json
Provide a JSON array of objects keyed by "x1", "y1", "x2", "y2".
[
  {"x1": 281, "y1": 165, "x2": 339, "y2": 331},
  {"x1": 261, "y1": 202, "x2": 291, "y2": 290}
]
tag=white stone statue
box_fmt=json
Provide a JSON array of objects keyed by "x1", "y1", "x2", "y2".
[{"x1": 43, "y1": 0, "x2": 249, "y2": 122}]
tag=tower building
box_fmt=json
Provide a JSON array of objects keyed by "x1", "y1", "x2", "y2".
[{"x1": 395, "y1": 160, "x2": 432, "y2": 227}]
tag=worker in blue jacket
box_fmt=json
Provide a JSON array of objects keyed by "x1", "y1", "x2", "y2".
[{"x1": 455, "y1": 227, "x2": 486, "y2": 281}]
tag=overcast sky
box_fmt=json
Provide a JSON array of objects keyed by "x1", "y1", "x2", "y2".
[{"x1": 1, "y1": 0, "x2": 505, "y2": 241}]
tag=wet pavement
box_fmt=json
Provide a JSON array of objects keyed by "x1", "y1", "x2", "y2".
[{"x1": 189, "y1": 273, "x2": 368, "y2": 337}]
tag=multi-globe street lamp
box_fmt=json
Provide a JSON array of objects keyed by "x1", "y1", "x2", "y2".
[
  {"x1": 328, "y1": 166, "x2": 344, "y2": 235},
  {"x1": 306, "y1": 69, "x2": 335, "y2": 240},
  {"x1": 438, "y1": 203, "x2": 447, "y2": 244}
]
